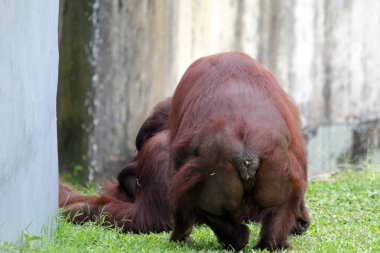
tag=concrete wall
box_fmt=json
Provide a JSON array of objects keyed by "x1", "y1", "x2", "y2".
[
  {"x1": 167, "y1": 0, "x2": 380, "y2": 128},
  {"x1": 58, "y1": 0, "x2": 380, "y2": 181},
  {"x1": 0, "y1": 0, "x2": 59, "y2": 243}
]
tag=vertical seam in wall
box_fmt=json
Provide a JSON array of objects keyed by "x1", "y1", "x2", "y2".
[{"x1": 322, "y1": 0, "x2": 332, "y2": 124}]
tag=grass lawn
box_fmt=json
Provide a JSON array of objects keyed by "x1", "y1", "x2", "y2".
[{"x1": 2, "y1": 166, "x2": 379, "y2": 252}]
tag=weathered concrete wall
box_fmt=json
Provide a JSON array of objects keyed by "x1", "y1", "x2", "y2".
[
  {"x1": 171, "y1": 0, "x2": 380, "y2": 127},
  {"x1": 58, "y1": 1, "x2": 94, "y2": 182},
  {"x1": 87, "y1": 0, "x2": 180, "y2": 180},
  {"x1": 58, "y1": 0, "x2": 380, "y2": 181},
  {"x1": 0, "y1": 0, "x2": 59, "y2": 243}
]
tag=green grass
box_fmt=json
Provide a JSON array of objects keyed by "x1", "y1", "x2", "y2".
[{"x1": 2, "y1": 166, "x2": 379, "y2": 252}]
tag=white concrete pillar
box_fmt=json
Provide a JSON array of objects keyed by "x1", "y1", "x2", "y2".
[{"x1": 0, "y1": 0, "x2": 59, "y2": 243}]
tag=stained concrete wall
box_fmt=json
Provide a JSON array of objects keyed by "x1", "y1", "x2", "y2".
[
  {"x1": 58, "y1": 0, "x2": 380, "y2": 181},
  {"x1": 171, "y1": 0, "x2": 380, "y2": 127},
  {"x1": 0, "y1": 0, "x2": 59, "y2": 243}
]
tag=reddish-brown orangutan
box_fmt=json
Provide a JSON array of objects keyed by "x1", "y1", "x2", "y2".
[
  {"x1": 60, "y1": 129, "x2": 173, "y2": 233},
  {"x1": 59, "y1": 52, "x2": 310, "y2": 251},
  {"x1": 59, "y1": 97, "x2": 174, "y2": 232},
  {"x1": 60, "y1": 98, "x2": 172, "y2": 208},
  {"x1": 116, "y1": 97, "x2": 171, "y2": 202},
  {"x1": 168, "y1": 52, "x2": 309, "y2": 250}
]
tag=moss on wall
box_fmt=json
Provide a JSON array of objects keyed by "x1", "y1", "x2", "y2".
[{"x1": 57, "y1": 0, "x2": 94, "y2": 182}]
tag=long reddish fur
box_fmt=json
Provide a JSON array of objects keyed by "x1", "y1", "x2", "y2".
[
  {"x1": 168, "y1": 52, "x2": 309, "y2": 250},
  {"x1": 60, "y1": 131, "x2": 172, "y2": 233},
  {"x1": 60, "y1": 52, "x2": 309, "y2": 251}
]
